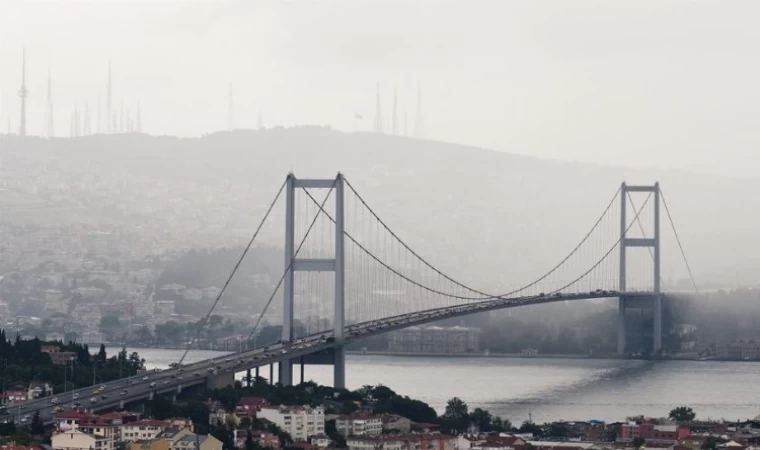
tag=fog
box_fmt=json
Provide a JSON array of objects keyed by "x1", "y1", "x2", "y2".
[
  {"x1": 3, "y1": 1, "x2": 760, "y2": 175},
  {"x1": 2, "y1": 1, "x2": 760, "y2": 353}
]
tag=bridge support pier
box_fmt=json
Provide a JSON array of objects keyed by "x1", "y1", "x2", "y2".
[
  {"x1": 653, "y1": 295, "x2": 662, "y2": 353},
  {"x1": 246, "y1": 369, "x2": 252, "y2": 387},
  {"x1": 206, "y1": 371, "x2": 235, "y2": 390},
  {"x1": 278, "y1": 360, "x2": 293, "y2": 386},
  {"x1": 269, "y1": 364, "x2": 274, "y2": 385},
  {"x1": 333, "y1": 346, "x2": 345, "y2": 389},
  {"x1": 617, "y1": 298, "x2": 626, "y2": 355},
  {"x1": 300, "y1": 356, "x2": 305, "y2": 384},
  {"x1": 619, "y1": 182, "x2": 662, "y2": 356}
]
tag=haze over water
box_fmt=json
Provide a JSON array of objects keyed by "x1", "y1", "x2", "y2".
[{"x1": 120, "y1": 348, "x2": 760, "y2": 424}]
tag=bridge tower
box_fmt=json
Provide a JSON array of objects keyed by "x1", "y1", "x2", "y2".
[
  {"x1": 618, "y1": 182, "x2": 661, "y2": 355},
  {"x1": 281, "y1": 174, "x2": 346, "y2": 388}
]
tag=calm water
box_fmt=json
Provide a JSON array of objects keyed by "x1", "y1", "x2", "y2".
[{"x1": 112, "y1": 347, "x2": 760, "y2": 424}]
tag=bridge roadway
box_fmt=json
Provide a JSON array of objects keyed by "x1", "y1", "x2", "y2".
[{"x1": 1, "y1": 290, "x2": 655, "y2": 425}]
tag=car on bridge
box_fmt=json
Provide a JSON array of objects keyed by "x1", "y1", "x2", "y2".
[{"x1": 120, "y1": 390, "x2": 128, "y2": 396}]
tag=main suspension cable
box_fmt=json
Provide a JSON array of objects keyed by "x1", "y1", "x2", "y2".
[
  {"x1": 660, "y1": 188, "x2": 699, "y2": 293},
  {"x1": 179, "y1": 178, "x2": 287, "y2": 365}
]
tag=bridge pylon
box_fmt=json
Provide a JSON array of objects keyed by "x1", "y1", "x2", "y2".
[
  {"x1": 281, "y1": 173, "x2": 346, "y2": 388},
  {"x1": 618, "y1": 182, "x2": 661, "y2": 356}
]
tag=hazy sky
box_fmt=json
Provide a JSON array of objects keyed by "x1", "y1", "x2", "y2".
[{"x1": 2, "y1": 0, "x2": 760, "y2": 176}]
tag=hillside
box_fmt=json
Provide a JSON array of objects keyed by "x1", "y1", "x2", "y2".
[{"x1": 0, "y1": 127, "x2": 757, "y2": 289}]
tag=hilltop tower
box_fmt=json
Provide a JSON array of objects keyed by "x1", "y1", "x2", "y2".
[
  {"x1": 391, "y1": 87, "x2": 398, "y2": 135},
  {"x1": 18, "y1": 48, "x2": 28, "y2": 137},
  {"x1": 227, "y1": 82, "x2": 235, "y2": 130},
  {"x1": 373, "y1": 83, "x2": 382, "y2": 133},
  {"x1": 414, "y1": 81, "x2": 423, "y2": 139},
  {"x1": 106, "y1": 62, "x2": 112, "y2": 133},
  {"x1": 45, "y1": 66, "x2": 54, "y2": 138}
]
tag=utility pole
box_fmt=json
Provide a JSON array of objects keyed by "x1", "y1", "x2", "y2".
[{"x1": 18, "y1": 47, "x2": 28, "y2": 137}]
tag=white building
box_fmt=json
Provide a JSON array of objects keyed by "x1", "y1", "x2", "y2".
[
  {"x1": 257, "y1": 405, "x2": 325, "y2": 442},
  {"x1": 120, "y1": 420, "x2": 169, "y2": 442},
  {"x1": 335, "y1": 414, "x2": 383, "y2": 436},
  {"x1": 52, "y1": 429, "x2": 109, "y2": 450}
]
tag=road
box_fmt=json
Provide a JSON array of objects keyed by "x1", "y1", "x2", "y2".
[{"x1": 0, "y1": 289, "x2": 649, "y2": 425}]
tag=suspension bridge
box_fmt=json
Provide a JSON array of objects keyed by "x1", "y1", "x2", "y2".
[{"x1": 6, "y1": 173, "x2": 698, "y2": 424}]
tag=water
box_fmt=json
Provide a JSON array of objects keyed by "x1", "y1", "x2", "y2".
[{"x1": 113, "y1": 347, "x2": 760, "y2": 424}]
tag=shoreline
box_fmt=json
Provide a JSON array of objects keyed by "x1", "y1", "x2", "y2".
[{"x1": 102, "y1": 344, "x2": 754, "y2": 363}]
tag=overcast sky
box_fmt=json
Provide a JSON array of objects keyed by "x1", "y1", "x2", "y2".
[{"x1": 2, "y1": 0, "x2": 760, "y2": 176}]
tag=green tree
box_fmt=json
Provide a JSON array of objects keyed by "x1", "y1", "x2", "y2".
[
  {"x1": 631, "y1": 437, "x2": 646, "y2": 448},
  {"x1": 669, "y1": 406, "x2": 696, "y2": 422},
  {"x1": 701, "y1": 436, "x2": 719, "y2": 450},
  {"x1": 442, "y1": 397, "x2": 469, "y2": 433},
  {"x1": 30, "y1": 411, "x2": 45, "y2": 435},
  {"x1": 469, "y1": 408, "x2": 492, "y2": 432},
  {"x1": 97, "y1": 344, "x2": 107, "y2": 363},
  {"x1": 245, "y1": 430, "x2": 255, "y2": 450}
]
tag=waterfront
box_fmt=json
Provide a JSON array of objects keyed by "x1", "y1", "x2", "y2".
[{"x1": 114, "y1": 347, "x2": 760, "y2": 424}]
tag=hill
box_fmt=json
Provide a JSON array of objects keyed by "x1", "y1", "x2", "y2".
[{"x1": 0, "y1": 127, "x2": 757, "y2": 288}]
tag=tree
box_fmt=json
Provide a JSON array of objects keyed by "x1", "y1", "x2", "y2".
[
  {"x1": 97, "y1": 344, "x2": 107, "y2": 363},
  {"x1": 30, "y1": 411, "x2": 45, "y2": 435},
  {"x1": 442, "y1": 397, "x2": 469, "y2": 433},
  {"x1": 631, "y1": 437, "x2": 645, "y2": 448},
  {"x1": 469, "y1": 408, "x2": 492, "y2": 432},
  {"x1": 669, "y1": 406, "x2": 696, "y2": 422},
  {"x1": 245, "y1": 430, "x2": 255, "y2": 450}
]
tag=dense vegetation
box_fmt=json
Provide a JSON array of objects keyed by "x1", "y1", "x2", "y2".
[{"x1": 0, "y1": 330, "x2": 145, "y2": 394}]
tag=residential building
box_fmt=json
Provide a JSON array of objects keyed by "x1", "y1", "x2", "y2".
[
  {"x1": 129, "y1": 440, "x2": 169, "y2": 450},
  {"x1": 310, "y1": 435, "x2": 332, "y2": 449},
  {"x1": 457, "y1": 435, "x2": 486, "y2": 450},
  {"x1": 156, "y1": 427, "x2": 192, "y2": 445},
  {"x1": 169, "y1": 434, "x2": 223, "y2": 450},
  {"x1": 52, "y1": 429, "x2": 110, "y2": 450},
  {"x1": 618, "y1": 422, "x2": 690, "y2": 442},
  {"x1": 233, "y1": 429, "x2": 280, "y2": 449},
  {"x1": 28, "y1": 382, "x2": 52, "y2": 400},
  {"x1": 347, "y1": 434, "x2": 456, "y2": 450},
  {"x1": 388, "y1": 326, "x2": 479, "y2": 354},
  {"x1": 336, "y1": 414, "x2": 383, "y2": 436},
  {"x1": 3, "y1": 390, "x2": 29, "y2": 405},
  {"x1": 121, "y1": 420, "x2": 170, "y2": 442},
  {"x1": 258, "y1": 405, "x2": 325, "y2": 442},
  {"x1": 235, "y1": 397, "x2": 270, "y2": 417},
  {"x1": 381, "y1": 415, "x2": 412, "y2": 434}
]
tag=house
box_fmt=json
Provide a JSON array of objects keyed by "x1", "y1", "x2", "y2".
[
  {"x1": 121, "y1": 420, "x2": 170, "y2": 442},
  {"x1": 28, "y1": 382, "x2": 53, "y2": 400},
  {"x1": 169, "y1": 434, "x2": 223, "y2": 450},
  {"x1": 3, "y1": 390, "x2": 29, "y2": 405},
  {"x1": 310, "y1": 435, "x2": 332, "y2": 449},
  {"x1": 52, "y1": 429, "x2": 112, "y2": 450},
  {"x1": 156, "y1": 427, "x2": 193, "y2": 445},
  {"x1": 336, "y1": 414, "x2": 383, "y2": 436},
  {"x1": 618, "y1": 422, "x2": 690, "y2": 443},
  {"x1": 129, "y1": 440, "x2": 170, "y2": 450},
  {"x1": 457, "y1": 435, "x2": 487, "y2": 450},
  {"x1": 206, "y1": 399, "x2": 226, "y2": 426},
  {"x1": 235, "y1": 397, "x2": 270, "y2": 417},
  {"x1": 1, "y1": 443, "x2": 42, "y2": 450},
  {"x1": 165, "y1": 418, "x2": 194, "y2": 432},
  {"x1": 258, "y1": 405, "x2": 325, "y2": 442},
  {"x1": 233, "y1": 429, "x2": 280, "y2": 449},
  {"x1": 381, "y1": 415, "x2": 412, "y2": 434},
  {"x1": 347, "y1": 434, "x2": 457, "y2": 450}
]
